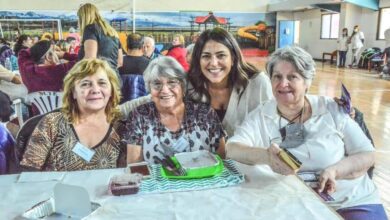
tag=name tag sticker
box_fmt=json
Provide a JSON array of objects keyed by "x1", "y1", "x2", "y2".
[
  {"x1": 172, "y1": 136, "x2": 189, "y2": 152},
  {"x1": 72, "y1": 142, "x2": 95, "y2": 162}
]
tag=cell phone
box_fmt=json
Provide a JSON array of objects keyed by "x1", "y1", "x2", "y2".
[
  {"x1": 297, "y1": 171, "x2": 319, "y2": 182},
  {"x1": 313, "y1": 187, "x2": 335, "y2": 202},
  {"x1": 127, "y1": 162, "x2": 151, "y2": 178},
  {"x1": 341, "y1": 83, "x2": 352, "y2": 114}
]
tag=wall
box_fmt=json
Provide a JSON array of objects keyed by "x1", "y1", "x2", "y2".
[
  {"x1": 380, "y1": 0, "x2": 390, "y2": 7},
  {"x1": 282, "y1": 2, "x2": 387, "y2": 59},
  {"x1": 293, "y1": 9, "x2": 339, "y2": 59}
]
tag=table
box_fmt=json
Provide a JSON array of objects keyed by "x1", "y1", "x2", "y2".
[{"x1": 0, "y1": 163, "x2": 342, "y2": 220}]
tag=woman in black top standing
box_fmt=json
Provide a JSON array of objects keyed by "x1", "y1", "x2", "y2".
[{"x1": 77, "y1": 3, "x2": 123, "y2": 74}]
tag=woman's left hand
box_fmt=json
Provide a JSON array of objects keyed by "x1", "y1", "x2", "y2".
[{"x1": 318, "y1": 167, "x2": 337, "y2": 194}]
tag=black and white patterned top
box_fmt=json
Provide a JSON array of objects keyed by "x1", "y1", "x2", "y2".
[{"x1": 124, "y1": 100, "x2": 224, "y2": 164}]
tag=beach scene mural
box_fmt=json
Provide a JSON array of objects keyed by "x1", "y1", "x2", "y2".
[{"x1": 0, "y1": 10, "x2": 276, "y2": 54}]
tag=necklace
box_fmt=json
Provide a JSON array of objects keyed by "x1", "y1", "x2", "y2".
[
  {"x1": 277, "y1": 99, "x2": 306, "y2": 149},
  {"x1": 277, "y1": 99, "x2": 306, "y2": 125}
]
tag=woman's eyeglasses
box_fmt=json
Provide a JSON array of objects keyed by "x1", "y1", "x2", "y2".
[{"x1": 150, "y1": 80, "x2": 181, "y2": 91}]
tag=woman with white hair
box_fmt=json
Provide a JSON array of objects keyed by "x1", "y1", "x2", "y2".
[
  {"x1": 226, "y1": 46, "x2": 386, "y2": 220},
  {"x1": 124, "y1": 56, "x2": 225, "y2": 164}
]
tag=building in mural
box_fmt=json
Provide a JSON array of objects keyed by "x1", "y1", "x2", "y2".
[{"x1": 191, "y1": 12, "x2": 230, "y2": 31}]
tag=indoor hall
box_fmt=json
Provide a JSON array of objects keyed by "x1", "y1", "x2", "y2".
[{"x1": 0, "y1": 0, "x2": 390, "y2": 219}]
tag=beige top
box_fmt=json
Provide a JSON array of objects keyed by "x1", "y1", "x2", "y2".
[
  {"x1": 188, "y1": 72, "x2": 273, "y2": 137},
  {"x1": 221, "y1": 73, "x2": 273, "y2": 137}
]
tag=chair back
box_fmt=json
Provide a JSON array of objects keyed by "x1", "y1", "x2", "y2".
[
  {"x1": 8, "y1": 113, "x2": 46, "y2": 173},
  {"x1": 27, "y1": 91, "x2": 63, "y2": 115},
  {"x1": 120, "y1": 74, "x2": 148, "y2": 103},
  {"x1": 10, "y1": 98, "x2": 24, "y2": 126}
]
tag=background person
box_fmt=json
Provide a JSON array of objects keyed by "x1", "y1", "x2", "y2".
[
  {"x1": 77, "y1": 3, "x2": 123, "y2": 73},
  {"x1": 119, "y1": 33, "x2": 150, "y2": 75},
  {"x1": 226, "y1": 46, "x2": 386, "y2": 220},
  {"x1": 143, "y1": 36, "x2": 160, "y2": 60},
  {"x1": 349, "y1": 25, "x2": 365, "y2": 68},
  {"x1": 20, "y1": 58, "x2": 126, "y2": 171},
  {"x1": 125, "y1": 56, "x2": 225, "y2": 164},
  {"x1": 0, "y1": 64, "x2": 27, "y2": 101},
  {"x1": 166, "y1": 34, "x2": 189, "y2": 72},
  {"x1": 337, "y1": 28, "x2": 349, "y2": 68},
  {"x1": 188, "y1": 27, "x2": 273, "y2": 137},
  {"x1": 13, "y1": 34, "x2": 33, "y2": 57},
  {"x1": 18, "y1": 40, "x2": 77, "y2": 94}
]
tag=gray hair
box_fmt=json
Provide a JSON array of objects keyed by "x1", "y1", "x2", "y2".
[
  {"x1": 186, "y1": 44, "x2": 195, "y2": 56},
  {"x1": 143, "y1": 36, "x2": 155, "y2": 46},
  {"x1": 266, "y1": 46, "x2": 316, "y2": 88},
  {"x1": 143, "y1": 56, "x2": 187, "y2": 93}
]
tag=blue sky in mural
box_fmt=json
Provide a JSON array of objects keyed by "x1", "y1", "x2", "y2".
[{"x1": 0, "y1": 10, "x2": 275, "y2": 28}]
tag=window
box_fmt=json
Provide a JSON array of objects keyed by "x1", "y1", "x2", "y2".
[
  {"x1": 321, "y1": 14, "x2": 339, "y2": 39},
  {"x1": 378, "y1": 7, "x2": 390, "y2": 40}
]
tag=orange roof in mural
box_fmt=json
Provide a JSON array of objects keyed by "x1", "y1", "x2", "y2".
[{"x1": 194, "y1": 12, "x2": 227, "y2": 25}]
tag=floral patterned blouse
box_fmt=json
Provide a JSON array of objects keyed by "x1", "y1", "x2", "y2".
[
  {"x1": 124, "y1": 100, "x2": 225, "y2": 164},
  {"x1": 20, "y1": 111, "x2": 127, "y2": 171}
]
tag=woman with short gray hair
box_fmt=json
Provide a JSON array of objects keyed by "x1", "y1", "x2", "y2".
[
  {"x1": 266, "y1": 45, "x2": 316, "y2": 88},
  {"x1": 227, "y1": 46, "x2": 386, "y2": 220},
  {"x1": 143, "y1": 56, "x2": 187, "y2": 94},
  {"x1": 124, "y1": 56, "x2": 225, "y2": 164}
]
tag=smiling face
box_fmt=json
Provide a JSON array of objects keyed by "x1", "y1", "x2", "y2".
[
  {"x1": 73, "y1": 68, "x2": 112, "y2": 114},
  {"x1": 200, "y1": 40, "x2": 233, "y2": 87},
  {"x1": 271, "y1": 60, "x2": 308, "y2": 108},
  {"x1": 150, "y1": 77, "x2": 183, "y2": 111}
]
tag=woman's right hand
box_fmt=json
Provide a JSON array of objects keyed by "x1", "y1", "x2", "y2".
[{"x1": 267, "y1": 143, "x2": 295, "y2": 175}]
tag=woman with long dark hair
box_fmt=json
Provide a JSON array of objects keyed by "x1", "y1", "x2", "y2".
[
  {"x1": 13, "y1": 34, "x2": 33, "y2": 57},
  {"x1": 187, "y1": 28, "x2": 273, "y2": 137}
]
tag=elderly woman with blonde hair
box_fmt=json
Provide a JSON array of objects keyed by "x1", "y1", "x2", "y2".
[
  {"x1": 77, "y1": 3, "x2": 123, "y2": 72},
  {"x1": 20, "y1": 58, "x2": 127, "y2": 171},
  {"x1": 166, "y1": 34, "x2": 189, "y2": 72}
]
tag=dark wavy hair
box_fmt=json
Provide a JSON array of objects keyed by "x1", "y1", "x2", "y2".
[
  {"x1": 13, "y1": 34, "x2": 31, "y2": 56},
  {"x1": 188, "y1": 27, "x2": 258, "y2": 102}
]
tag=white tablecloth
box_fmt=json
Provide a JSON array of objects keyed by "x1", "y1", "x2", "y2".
[{"x1": 0, "y1": 163, "x2": 342, "y2": 220}]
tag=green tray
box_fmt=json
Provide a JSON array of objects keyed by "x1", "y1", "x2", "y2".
[{"x1": 161, "y1": 155, "x2": 224, "y2": 179}]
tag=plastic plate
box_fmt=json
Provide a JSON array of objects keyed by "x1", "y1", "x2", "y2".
[{"x1": 161, "y1": 155, "x2": 224, "y2": 179}]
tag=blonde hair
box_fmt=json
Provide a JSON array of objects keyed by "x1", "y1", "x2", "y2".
[
  {"x1": 77, "y1": 3, "x2": 118, "y2": 38},
  {"x1": 174, "y1": 34, "x2": 185, "y2": 45},
  {"x1": 62, "y1": 58, "x2": 121, "y2": 124}
]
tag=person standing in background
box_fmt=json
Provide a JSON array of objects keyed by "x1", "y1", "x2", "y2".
[
  {"x1": 77, "y1": 3, "x2": 123, "y2": 73},
  {"x1": 337, "y1": 28, "x2": 349, "y2": 68},
  {"x1": 349, "y1": 25, "x2": 364, "y2": 68},
  {"x1": 166, "y1": 34, "x2": 189, "y2": 72}
]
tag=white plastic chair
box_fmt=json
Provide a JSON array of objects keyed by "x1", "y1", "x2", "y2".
[
  {"x1": 27, "y1": 91, "x2": 63, "y2": 115},
  {"x1": 10, "y1": 98, "x2": 24, "y2": 126}
]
